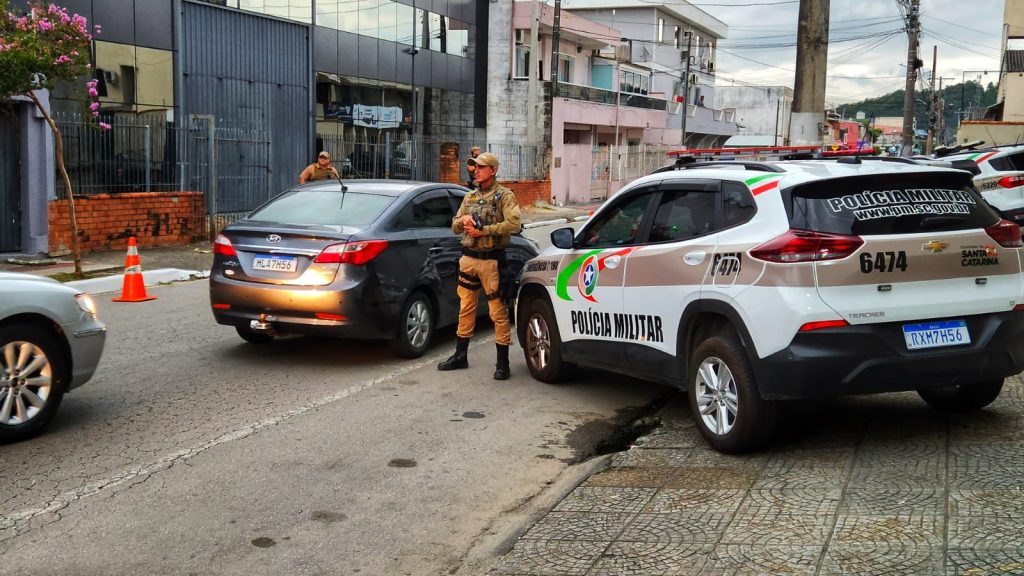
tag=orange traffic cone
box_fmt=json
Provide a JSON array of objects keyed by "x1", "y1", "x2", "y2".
[{"x1": 112, "y1": 237, "x2": 157, "y2": 303}]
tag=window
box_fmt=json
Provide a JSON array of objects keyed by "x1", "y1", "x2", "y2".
[
  {"x1": 249, "y1": 190, "x2": 395, "y2": 228},
  {"x1": 558, "y1": 54, "x2": 574, "y2": 83},
  {"x1": 581, "y1": 192, "x2": 653, "y2": 248},
  {"x1": 723, "y1": 182, "x2": 756, "y2": 227},
  {"x1": 358, "y1": 0, "x2": 378, "y2": 37},
  {"x1": 787, "y1": 173, "x2": 997, "y2": 236},
  {"x1": 648, "y1": 189, "x2": 717, "y2": 242},
  {"x1": 674, "y1": 26, "x2": 680, "y2": 49},
  {"x1": 990, "y1": 153, "x2": 1024, "y2": 171},
  {"x1": 658, "y1": 18, "x2": 665, "y2": 43},
  {"x1": 514, "y1": 30, "x2": 531, "y2": 79},
  {"x1": 395, "y1": 3, "x2": 416, "y2": 45},
  {"x1": 619, "y1": 69, "x2": 650, "y2": 95},
  {"x1": 396, "y1": 194, "x2": 454, "y2": 229}
]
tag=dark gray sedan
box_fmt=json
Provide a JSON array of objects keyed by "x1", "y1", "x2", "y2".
[{"x1": 209, "y1": 181, "x2": 539, "y2": 357}]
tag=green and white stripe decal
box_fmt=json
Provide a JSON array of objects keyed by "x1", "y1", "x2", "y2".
[{"x1": 745, "y1": 173, "x2": 784, "y2": 196}]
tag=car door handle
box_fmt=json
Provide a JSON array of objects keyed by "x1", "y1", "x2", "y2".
[
  {"x1": 428, "y1": 246, "x2": 444, "y2": 255},
  {"x1": 683, "y1": 251, "x2": 706, "y2": 265}
]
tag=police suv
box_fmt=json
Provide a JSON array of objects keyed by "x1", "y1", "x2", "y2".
[
  {"x1": 516, "y1": 159, "x2": 1024, "y2": 453},
  {"x1": 941, "y1": 145, "x2": 1024, "y2": 224}
]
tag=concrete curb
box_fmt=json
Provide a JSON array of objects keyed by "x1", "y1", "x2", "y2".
[
  {"x1": 523, "y1": 215, "x2": 590, "y2": 230},
  {"x1": 67, "y1": 268, "x2": 209, "y2": 295}
]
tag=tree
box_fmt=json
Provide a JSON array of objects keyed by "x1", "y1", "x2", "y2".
[{"x1": 0, "y1": 1, "x2": 108, "y2": 277}]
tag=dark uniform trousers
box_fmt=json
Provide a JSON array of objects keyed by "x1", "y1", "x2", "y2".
[{"x1": 456, "y1": 254, "x2": 511, "y2": 346}]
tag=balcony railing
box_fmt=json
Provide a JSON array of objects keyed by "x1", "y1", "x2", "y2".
[{"x1": 553, "y1": 82, "x2": 668, "y2": 112}]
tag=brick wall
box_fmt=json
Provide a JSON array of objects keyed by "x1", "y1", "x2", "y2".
[
  {"x1": 49, "y1": 192, "x2": 205, "y2": 255},
  {"x1": 439, "y1": 142, "x2": 461, "y2": 185},
  {"x1": 500, "y1": 180, "x2": 551, "y2": 208}
]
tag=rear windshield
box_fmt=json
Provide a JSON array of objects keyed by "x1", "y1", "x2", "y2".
[
  {"x1": 787, "y1": 173, "x2": 998, "y2": 235},
  {"x1": 247, "y1": 190, "x2": 395, "y2": 227},
  {"x1": 989, "y1": 152, "x2": 1024, "y2": 172}
]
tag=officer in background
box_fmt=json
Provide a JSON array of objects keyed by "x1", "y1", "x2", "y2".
[
  {"x1": 438, "y1": 152, "x2": 521, "y2": 380},
  {"x1": 299, "y1": 151, "x2": 340, "y2": 184},
  {"x1": 465, "y1": 145, "x2": 481, "y2": 190}
]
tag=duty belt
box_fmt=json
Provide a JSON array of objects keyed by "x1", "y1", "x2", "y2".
[{"x1": 462, "y1": 247, "x2": 502, "y2": 260}]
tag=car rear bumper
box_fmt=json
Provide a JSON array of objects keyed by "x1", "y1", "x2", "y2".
[
  {"x1": 208, "y1": 274, "x2": 396, "y2": 340},
  {"x1": 753, "y1": 311, "x2": 1024, "y2": 400}
]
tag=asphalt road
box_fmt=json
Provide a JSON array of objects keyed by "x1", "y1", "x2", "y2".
[{"x1": 0, "y1": 225, "x2": 670, "y2": 576}]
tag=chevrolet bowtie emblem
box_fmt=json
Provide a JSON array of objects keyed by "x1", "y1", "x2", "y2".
[{"x1": 922, "y1": 241, "x2": 948, "y2": 253}]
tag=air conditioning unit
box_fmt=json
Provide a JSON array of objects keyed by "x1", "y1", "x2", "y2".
[
  {"x1": 707, "y1": 61, "x2": 714, "y2": 72},
  {"x1": 103, "y1": 70, "x2": 119, "y2": 86}
]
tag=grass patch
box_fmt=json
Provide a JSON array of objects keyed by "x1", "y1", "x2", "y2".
[{"x1": 48, "y1": 267, "x2": 125, "y2": 283}]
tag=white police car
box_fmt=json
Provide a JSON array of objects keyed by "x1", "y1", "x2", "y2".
[
  {"x1": 516, "y1": 159, "x2": 1024, "y2": 453},
  {"x1": 942, "y1": 145, "x2": 1024, "y2": 224}
]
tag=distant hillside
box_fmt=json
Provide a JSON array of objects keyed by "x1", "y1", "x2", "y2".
[{"x1": 835, "y1": 81, "x2": 998, "y2": 134}]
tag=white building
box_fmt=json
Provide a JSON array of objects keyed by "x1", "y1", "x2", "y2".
[
  {"x1": 716, "y1": 86, "x2": 792, "y2": 147},
  {"x1": 562, "y1": 0, "x2": 737, "y2": 148}
]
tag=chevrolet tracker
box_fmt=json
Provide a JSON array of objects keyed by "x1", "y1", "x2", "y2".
[{"x1": 516, "y1": 160, "x2": 1024, "y2": 453}]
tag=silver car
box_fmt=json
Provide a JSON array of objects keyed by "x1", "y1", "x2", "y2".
[{"x1": 0, "y1": 272, "x2": 106, "y2": 442}]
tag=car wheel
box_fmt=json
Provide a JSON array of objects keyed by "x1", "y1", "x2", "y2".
[
  {"x1": 391, "y1": 292, "x2": 433, "y2": 359},
  {"x1": 918, "y1": 379, "x2": 1003, "y2": 413},
  {"x1": 235, "y1": 326, "x2": 274, "y2": 344},
  {"x1": 0, "y1": 324, "x2": 69, "y2": 443},
  {"x1": 688, "y1": 335, "x2": 775, "y2": 454},
  {"x1": 523, "y1": 298, "x2": 574, "y2": 384}
]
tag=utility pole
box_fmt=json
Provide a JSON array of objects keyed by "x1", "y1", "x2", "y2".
[
  {"x1": 926, "y1": 45, "x2": 937, "y2": 154},
  {"x1": 549, "y1": 0, "x2": 562, "y2": 97},
  {"x1": 900, "y1": 0, "x2": 920, "y2": 156},
  {"x1": 790, "y1": 0, "x2": 829, "y2": 147},
  {"x1": 680, "y1": 32, "x2": 692, "y2": 148},
  {"x1": 526, "y1": 0, "x2": 540, "y2": 143}
]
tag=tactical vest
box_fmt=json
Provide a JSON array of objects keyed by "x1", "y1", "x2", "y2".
[
  {"x1": 308, "y1": 165, "x2": 337, "y2": 181},
  {"x1": 463, "y1": 185, "x2": 511, "y2": 251}
]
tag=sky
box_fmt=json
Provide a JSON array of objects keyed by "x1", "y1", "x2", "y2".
[{"x1": 700, "y1": 0, "x2": 1007, "y2": 106}]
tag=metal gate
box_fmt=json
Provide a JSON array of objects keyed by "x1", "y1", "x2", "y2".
[
  {"x1": 187, "y1": 115, "x2": 272, "y2": 236},
  {"x1": 0, "y1": 117, "x2": 20, "y2": 252}
]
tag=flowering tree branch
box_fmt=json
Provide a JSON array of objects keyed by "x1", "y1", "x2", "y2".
[{"x1": 0, "y1": 0, "x2": 107, "y2": 277}]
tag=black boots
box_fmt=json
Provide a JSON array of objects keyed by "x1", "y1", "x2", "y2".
[
  {"x1": 438, "y1": 337, "x2": 470, "y2": 371},
  {"x1": 494, "y1": 344, "x2": 510, "y2": 380}
]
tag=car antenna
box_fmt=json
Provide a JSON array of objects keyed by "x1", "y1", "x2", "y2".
[{"x1": 336, "y1": 171, "x2": 348, "y2": 210}]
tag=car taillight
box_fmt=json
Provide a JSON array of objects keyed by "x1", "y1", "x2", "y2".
[
  {"x1": 214, "y1": 233, "x2": 236, "y2": 256},
  {"x1": 998, "y1": 176, "x2": 1024, "y2": 188},
  {"x1": 985, "y1": 218, "x2": 1023, "y2": 248},
  {"x1": 314, "y1": 240, "x2": 389, "y2": 265},
  {"x1": 799, "y1": 319, "x2": 849, "y2": 332},
  {"x1": 749, "y1": 229, "x2": 864, "y2": 263}
]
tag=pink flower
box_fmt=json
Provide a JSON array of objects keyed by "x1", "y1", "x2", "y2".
[
  {"x1": 98, "y1": 122, "x2": 112, "y2": 131},
  {"x1": 54, "y1": 54, "x2": 70, "y2": 64},
  {"x1": 88, "y1": 87, "x2": 98, "y2": 97},
  {"x1": 89, "y1": 101, "x2": 99, "y2": 112},
  {"x1": 38, "y1": 20, "x2": 52, "y2": 32}
]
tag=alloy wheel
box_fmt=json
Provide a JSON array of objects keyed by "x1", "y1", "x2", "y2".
[
  {"x1": 695, "y1": 356, "x2": 738, "y2": 436},
  {"x1": 526, "y1": 314, "x2": 551, "y2": 372},
  {"x1": 405, "y1": 300, "x2": 431, "y2": 350},
  {"x1": 0, "y1": 341, "x2": 53, "y2": 426}
]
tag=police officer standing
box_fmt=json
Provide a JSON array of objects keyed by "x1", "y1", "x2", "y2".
[
  {"x1": 465, "y1": 145, "x2": 481, "y2": 190},
  {"x1": 438, "y1": 152, "x2": 521, "y2": 380},
  {"x1": 299, "y1": 151, "x2": 340, "y2": 184}
]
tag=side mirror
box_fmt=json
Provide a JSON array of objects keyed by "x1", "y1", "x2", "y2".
[{"x1": 550, "y1": 227, "x2": 575, "y2": 249}]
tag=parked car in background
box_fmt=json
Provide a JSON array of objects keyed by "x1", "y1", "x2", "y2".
[
  {"x1": 517, "y1": 159, "x2": 1024, "y2": 453},
  {"x1": 209, "y1": 180, "x2": 539, "y2": 357},
  {"x1": 939, "y1": 145, "x2": 1024, "y2": 225},
  {"x1": 0, "y1": 273, "x2": 107, "y2": 443}
]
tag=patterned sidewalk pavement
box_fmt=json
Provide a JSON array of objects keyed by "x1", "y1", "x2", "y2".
[{"x1": 489, "y1": 377, "x2": 1024, "y2": 576}]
